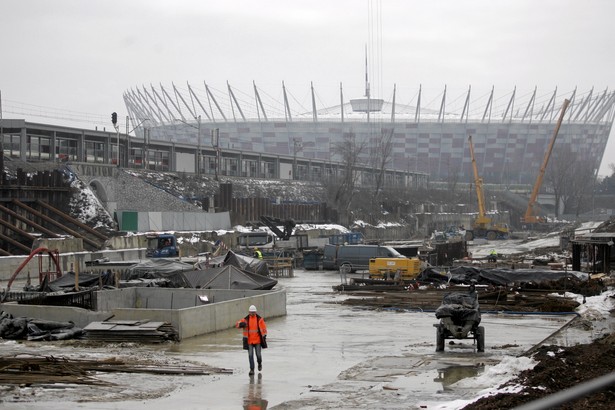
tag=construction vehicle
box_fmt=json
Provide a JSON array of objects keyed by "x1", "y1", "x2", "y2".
[
  {"x1": 465, "y1": 135, "x2": 510, "y2": 241},
  {"x1": 368, "y1": 257, "x2": 421, "y2": 280},
  {"x1": 146, "y1": 233, "x2": 179, "y2": 257},
  {"x1": 434, "y1": 282, "x2": 484, "y2": 352},
  {"x1": 522, "y1": 99, "x2": 570, "y2": 224},
  {"x1": 259, "y1": 216, "x2": 295, "y2": 240}
]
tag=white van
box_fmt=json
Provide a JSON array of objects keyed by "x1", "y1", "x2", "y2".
[{"x1": 331, "y1": 244, "x2": 404, "y2": 272}]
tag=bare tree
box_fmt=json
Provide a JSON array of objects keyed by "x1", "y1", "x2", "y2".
[
  {"x1": 566, "y1": 163, "x2": 596, "y2": 216},
  {"x1": 546, "y1": 145, "x2": 596, "y2": 217},
  {"x1": 545, "y1": 146, "x2": 575, "y2": 217},
  {"x1": 370, "y1": 128, "x2": 395, "y2": 198},
  {"x1": 327, "y1": 132, "x2": 367, "y2": 225}
]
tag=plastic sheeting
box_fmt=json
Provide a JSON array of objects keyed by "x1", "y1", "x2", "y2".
[
  {"x1": 120, "y1": 254, "x2": 275, "y2": 290},
  {"x1": 435, "y1": 291, "x2": 481, "y2": 324},
  {"x1": 182, "y1": 265, "x2": 277, "y2": 290},
  {"x1": 45, "y1": 271, "x2": 115, "y2": 291},
  {"x1": 0, "y1": 311, "x2": 83, "y2": 341},
  {"x1": 420, "y1": 266, "x2": 588, "y2": 287},
  {"x1": 123, "y1": 259, "x2": 196, "y2": 288},
  {"x1": 224, "y1": 251, "x2": 270, "y2": 277}
]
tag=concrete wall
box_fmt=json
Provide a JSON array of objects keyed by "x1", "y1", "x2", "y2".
[
  {"x1": 135, "y1": 211, "x2": 231, "y2": 232},
  {"x1": 0, "y1": 303, "x2": 113, "y2": 329},
  {"x1": 1, "y1": 287, "x2": 287, "y2": 340},
  {"x1": 109, "y1": 289, "x2": 286, "y2": 339},
  {"x1": 32, "y1": 238, "x2": 85, "y2": 253}
]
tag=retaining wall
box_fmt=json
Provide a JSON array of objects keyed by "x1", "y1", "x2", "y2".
[{"x1": 1, "y1": 287, "x2": 286, "y2": 340}]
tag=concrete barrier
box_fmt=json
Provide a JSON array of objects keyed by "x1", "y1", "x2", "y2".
[
  {"x1": 1, "y1": 287, "x2": 286, "y2": 340},
  {"x1": 0, "y1": 304, "x2": 113, "y2": 329}
]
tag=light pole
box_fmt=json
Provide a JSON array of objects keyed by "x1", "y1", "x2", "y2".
[
  {"x1": 174, "y1": 117, "x2": 202, "y2": 176},
  {"x1": 111, "y1": 112, "x2": 120, "y2": 167},
  {"x1": 127, "y1": 118, "x2": 150, "y2": 169}
]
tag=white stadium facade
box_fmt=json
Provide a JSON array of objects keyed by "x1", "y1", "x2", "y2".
[{"x1": 124, "y1": 82, "x2": 615, "y2": 186}]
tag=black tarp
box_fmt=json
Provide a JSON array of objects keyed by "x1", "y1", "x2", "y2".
[
  {"x1": 182, "y1": 265, "x2": 278, "y2": 290},
  {"x1": 223, "y1": 251, "x2": 270, "y2": 276},
  {"x1": 435, "y1": 291, "x2": 481, "y2": 324},
  {"x1": 117, "y1": 252, "x2": 273, "y2": 289},
  {"x1": 122, "y1": 259, "x2": 196, "y2": 288},
  {"x1": 0, "y1": 311, "x2": 83, "y2": 341},
  {"x1": 45, "y1": 271, "x2": 115, "y2": 291},
  {"x1": 419, "y1": 266, "x2": 588, "y2": 287}
]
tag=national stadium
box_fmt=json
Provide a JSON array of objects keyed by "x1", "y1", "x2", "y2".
[{"x1": 123, "y1": 82, "x2": 615, "y2": 186}]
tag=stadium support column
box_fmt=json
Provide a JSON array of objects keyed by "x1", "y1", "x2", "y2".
[
  {"x1": 126, "y1": 116, "x2": 130, "y2": 167},
  {"x1": 212, "y1": 128, "x2": 220, "y2": 181},
  {"x1": 197, "y1": 115, "x2": 201, "y2": 176}
]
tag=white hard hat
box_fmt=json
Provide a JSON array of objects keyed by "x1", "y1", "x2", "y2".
[{"x1": 249, "y1": 305, "x2": 257, "y2": 312}]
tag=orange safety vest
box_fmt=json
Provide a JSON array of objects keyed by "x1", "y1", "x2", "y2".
[{"x1": 236, "y1": 314, "x2": 267, "y2": 345}]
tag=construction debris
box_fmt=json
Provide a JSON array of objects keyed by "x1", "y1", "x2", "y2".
[
  {"x1": 0, "y1": 353, "x2": 232, "y2": 387},
  {"x1": 0, "y1": 311, "x2": 84, "y2": 341},
  {"x1": 337, "y1": 286, "x2": 582, "y2": 313},
  {"x1": 83, "y1": 319, "x2": 179, "y2": 343}
]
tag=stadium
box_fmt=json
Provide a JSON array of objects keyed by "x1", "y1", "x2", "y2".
[{"x1": 124, "y1": 82, "x2": 615, "y2": 185}]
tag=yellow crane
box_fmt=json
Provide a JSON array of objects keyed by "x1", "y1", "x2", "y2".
[
  {"x1": 522, "y1": 99, "x2": 570, "y2": 224},
  {"x1": 466, "y1": 135, "x2": 510, "y2": 241}
]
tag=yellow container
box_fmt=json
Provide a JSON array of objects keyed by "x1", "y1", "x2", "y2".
[{"x1": 369, "y1": 257, "x2": 421, "y2": 280}]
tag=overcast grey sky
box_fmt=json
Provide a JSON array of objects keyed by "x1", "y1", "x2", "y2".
[{"x1": 1, "y1": 0, "x2": 614, "y2": 174}]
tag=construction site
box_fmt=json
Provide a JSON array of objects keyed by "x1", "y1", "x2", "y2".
[{"x1": 1, "y1": 94, "x2": 615, "y2": 407}]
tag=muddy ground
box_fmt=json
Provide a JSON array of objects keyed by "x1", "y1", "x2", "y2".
[
  {"x1": 463, "y1": 332, "x2": 615, "y2": 409},
  {"x1": 1, "y1": 268, "x2": 614, "y2": 409}
]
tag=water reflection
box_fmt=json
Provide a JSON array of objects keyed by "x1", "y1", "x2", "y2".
[
  {"x1": 243, "y1": 373, "x2": 268, "y2": 409},
  {"x1": 434, "y1": 365, "x2": 485, "y2": 390}
]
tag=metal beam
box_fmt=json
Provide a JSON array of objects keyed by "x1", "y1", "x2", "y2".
[
  {"x1": 253, "y1": 81, "x2": 268, "y2": 122},
  {"x1": 282, "y1": 81, "x2": 292, "y2": 122},
  {"x1": 228, "y1": 82, "x2": 246, "y2": 122},
  {"x1": 437, "y1": 85, "x2": 446, "y2": 122}
]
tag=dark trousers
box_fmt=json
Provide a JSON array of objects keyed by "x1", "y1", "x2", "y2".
[{"x1": 248, "y1": 343, "x2": 262, "y2": 369}]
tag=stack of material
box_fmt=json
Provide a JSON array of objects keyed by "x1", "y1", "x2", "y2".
[{"x1": 84, "y1": 320, "x2": 179, "y2": 343}]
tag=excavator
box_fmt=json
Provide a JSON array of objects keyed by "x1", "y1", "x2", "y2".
[
  {"x1": 521, "y1": 98, "x2": 570, "y2": 224},
  {"x1": 465, "y1": 135, "x2": 510, "y2": 241}
]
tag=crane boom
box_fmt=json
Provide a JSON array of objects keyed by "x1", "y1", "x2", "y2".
[
  {"x1": 465, "y1": 136, "x2": 509, "y2": 240},
  {"x1": 523, "y1": 99, "x2": 570, "y2": 224},
  {"x1": 468, "y1": 136, "x2": 490, "y2": 226}
]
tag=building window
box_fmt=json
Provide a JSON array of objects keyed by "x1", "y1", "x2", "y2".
[
  {"x1": 85, "y1": 140, "x2": 105, "y2": 163},
  {"x1": 3, "y1": 134, "x2": 21, "y2": 158},
  {"x1": 56, "y1": 138, "x2": 77, "y2": 162}
]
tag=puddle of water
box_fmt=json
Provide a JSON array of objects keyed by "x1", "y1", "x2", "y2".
[
  {"x1": 433, "y1": 365, "x2": 485, "y2": 390},
  {"x1": 386, "y1": 364, "x2": 486, "y2": 395}
]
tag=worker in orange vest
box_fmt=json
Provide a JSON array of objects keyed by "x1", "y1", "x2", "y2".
[{"x1": 236, "y1": 305, "x2": 268, "y2": 376}]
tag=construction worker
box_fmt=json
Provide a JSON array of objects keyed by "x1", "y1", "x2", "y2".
[
  {"x1": 488, "y1": 249, "x2": 498, "y2": 263},
  {"x1": 236, "y1": 305, "x2": 268, "y2": 376},
  {"x1": 253, "y1": 247, "x2": 263, "y2": 259}
]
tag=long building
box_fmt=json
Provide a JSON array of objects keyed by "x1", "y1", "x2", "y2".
[
  {"x1": 124, "y1": 82, "x2": 615, "y2": 185},
  {"x1": 0, "y1": 119, "x2": 427, "y2": 189}
]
